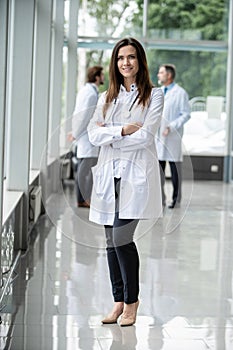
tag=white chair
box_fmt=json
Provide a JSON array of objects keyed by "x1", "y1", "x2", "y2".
[
  {"x1": 189, "y1": 96, "x2": 206, "y2": 112},
  {"x1": 206, "y1": 96, "x2": 225, "y2": 118}
]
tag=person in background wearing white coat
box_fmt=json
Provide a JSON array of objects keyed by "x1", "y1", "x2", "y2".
[
  {"x1": 156, "y1": 64, "x2": 190, "y2": 209},
  {"x1": 68, "y1": 66, "x2": 104, "y2": 207},
  {"x1": 87, "y1": 38, "x2": 164, "y2": 326}
]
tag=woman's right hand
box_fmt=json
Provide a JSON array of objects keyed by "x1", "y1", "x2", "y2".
[{"x1": 122, "y1": 122, "x2": 142, "y2": 136}]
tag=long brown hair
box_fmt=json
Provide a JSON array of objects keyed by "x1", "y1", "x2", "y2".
[{"x1": 104, "y1": 37, "x2": 153, "y2": 116}]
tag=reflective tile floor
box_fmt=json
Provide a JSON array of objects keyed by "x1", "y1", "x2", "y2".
[{"x1": 0, "y1": 179, "x2": 233, "y2": 350}]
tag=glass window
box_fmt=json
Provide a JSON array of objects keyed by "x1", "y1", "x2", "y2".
[
  {"x1": 78, "y1": 0, "x2": 142, "y2": 38},
  {"x1": 73, "y1": 0, "x2": 231, "y2": 177},
  {"x1": 147, "y1": 50, "x2": 227, "y2": 98},
  {"x1": 145, "y1": 0, "x2": 228, "y2": 41},
  {"x1": 148, "y1": 49, "x2": 227, "y2": 156}
]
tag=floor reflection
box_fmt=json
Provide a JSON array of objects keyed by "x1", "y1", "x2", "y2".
[{"x1": 0, "y1": 181, "x2": 233, "y2": 349}]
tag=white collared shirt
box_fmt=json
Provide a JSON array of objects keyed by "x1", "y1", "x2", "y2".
[{"x1": 72, "y1": 82, "x2": 99, "y2": 158}]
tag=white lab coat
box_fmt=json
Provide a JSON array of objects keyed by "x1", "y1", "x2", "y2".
[
  {"x1": 72, "y1": 83, "x2": 99, "y2": 158},
  {"x1": 156, "y1": 84, "x2": 190, "y2": 162},
  {"x1": 87, "y1": 86, "x2": 164, "y2": 225}
]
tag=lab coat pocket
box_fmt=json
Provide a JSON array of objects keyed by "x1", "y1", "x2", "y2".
[
  {"x1": 131, "y1": 159, "x2": 147, "y2": 186},
  {"x1": 91, "y1": 165, "x2": 103, "y2": 196},
  {"x1": 123, "y1": 159, "x2": 148, "y2": 195},
  {"x1": 91, "y1": 163, "x2": 114, "y2": 202},
  {"x1": 120, "y1": 159, "x2": 150, "y2": 216}
]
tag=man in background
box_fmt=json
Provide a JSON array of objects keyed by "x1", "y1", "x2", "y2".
[
  {"x1": 156, "y1": 64, "x2": 190, "y2": 209},
  {"x1": 68, "y1": 66, "x2": 104, "y2": 207}
]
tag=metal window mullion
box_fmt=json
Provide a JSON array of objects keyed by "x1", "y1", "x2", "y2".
[
  {"x1": 142, "y1": 0, "x2": 148, "y2": 40},
  {"x1": 224, "y1": 0, "x2": 233, "y2": 182}
]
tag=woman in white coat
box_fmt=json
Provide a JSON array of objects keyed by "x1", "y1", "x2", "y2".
[{"x1": 87, "y1": 37, "x2": 164, "y2": 326}]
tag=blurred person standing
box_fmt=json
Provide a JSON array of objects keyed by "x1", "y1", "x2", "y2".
[
  {"x1": 156, "y1": 64, "x2": 190, "y2": 209},
  {"x1": 88, "y1": 38, "x2": 164, "y2": 326},
  {"x1": 68, "y1": 66, "x2": 104, "y2": 207}
]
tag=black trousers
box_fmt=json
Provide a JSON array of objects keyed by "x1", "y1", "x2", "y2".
[
  {"x1": 75, "y1": 157, "x2": 97, "y2": 203},
  {"x1": 159, "y1": 160, "x2": 182, "y2": 205},
  {"x1": 104, "y1": 178, "x2": 139, "y2": 304}
]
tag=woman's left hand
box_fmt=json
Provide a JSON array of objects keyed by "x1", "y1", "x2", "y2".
[
  {"x1": 96, "y1": 121, "x2": 105, "y2": 127},
  {"x1": 162, "y1": 126, "x2": 170, "y2": 136},
  {"x1": 122, "y1": 122, "x2": 142, "y2": 136}
]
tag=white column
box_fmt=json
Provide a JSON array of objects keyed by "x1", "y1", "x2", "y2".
[
  {"x1": 6, "y1": 0, "x2": 35, "y2": 249},
  {"x1": 47, "y1": 0, "x2": 64, "y2": 193},
  {"x1": 48, "y1": 0, "x2": 64, "y2": 159},
  {"x1": 30, "y1": 0, "x2": 53, "y2": 203},
  {"x1": 64, "y1": 0, "x2": 79, "y2": 144},
  {"x1": 31, "y1": 0, "x2": 53, "y2": 169},
  {"x1": 0, "y1": 0, "x2": 9, "y2": 276}
]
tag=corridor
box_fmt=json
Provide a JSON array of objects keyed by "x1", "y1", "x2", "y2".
[{"x1": 0, "y1": 180, "x2": 232, "y2": 350}]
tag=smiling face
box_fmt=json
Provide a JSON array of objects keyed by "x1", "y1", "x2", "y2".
[{"x1": 117, "y1": 45, "x2": 139, "y2": 86}]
